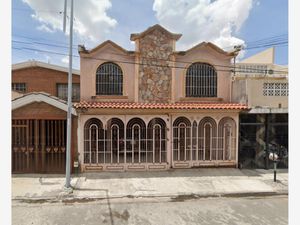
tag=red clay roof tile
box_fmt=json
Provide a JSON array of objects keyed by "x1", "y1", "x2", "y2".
[{"x1": 73, "y1": 101, "x2": 248, "y2": 110}]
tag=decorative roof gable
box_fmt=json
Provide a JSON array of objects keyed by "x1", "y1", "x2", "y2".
[
  {"x1": 78, "y1": 40, "x2": 134, "y2": 55},
  {"x1": 176, "y1": 42, "x2": 236, "y2": 57},
  {"x1": 130, "y1": 24, "x2": 182, "y2": 41}
]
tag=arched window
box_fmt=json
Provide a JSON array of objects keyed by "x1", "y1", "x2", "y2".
[
  {"x1": 148, "y1": 118, "x2": 167, "y2": 163},
  {"x1": 192, "y1": 121, "x2": 198, "y2": 160},
  {"x1": 186, "y1": 63, "x2": 217, "y2": 97},
  {"x1": 126, "y1": 118, "x2": 146, "y2": 163},
  {"x1": 198, "y1": 117, "x2": 217, "y2": 160},
  {"x1": 107, "y1": 118, "x2": 125, "y2": 164},
  {"x1": 84, "y1": 118, "x2": 104, "y2": 164},
  {"x1": 173, "y1": 117, "x2": 191, "y2": 161},
  {"x1": 96, "y1": 62, "x2": 123, "y2": 95},
  {"x1": 218, "y1": 117, "x2": 236, "y2": 160}
]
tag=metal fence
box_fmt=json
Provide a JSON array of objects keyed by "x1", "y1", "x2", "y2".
[{"x1": 84, "y1": 118, "x2": 167, "y2": 165}]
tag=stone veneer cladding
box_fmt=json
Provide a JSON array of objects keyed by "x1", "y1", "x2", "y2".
[{"x1": 138, "y1": 29, "x2": 174, "y2": 103}]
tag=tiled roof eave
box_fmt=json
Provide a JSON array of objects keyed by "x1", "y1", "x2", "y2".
[{"x1": 73, "y1": 101, "x2": 249, "y2": 111}]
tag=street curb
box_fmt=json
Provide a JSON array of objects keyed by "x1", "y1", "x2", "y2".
[{"x1": 12, "y1": 191, "x2": 288, "y2": 204}]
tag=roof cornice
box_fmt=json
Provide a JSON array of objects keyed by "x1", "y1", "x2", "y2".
[{"x1": 12, "y1": 60, "x2": 80, "y2": 75}]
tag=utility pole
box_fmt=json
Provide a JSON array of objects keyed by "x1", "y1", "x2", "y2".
[
  {"x1": 231, "y1": 45, "x2": 242, "y2": 102},
  {"x1": 63, "y1": 0, "x2": 74, "y2": 190}
]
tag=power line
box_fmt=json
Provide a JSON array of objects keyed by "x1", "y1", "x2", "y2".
[
  {"x1": 12, "y1": 37, "x2": 288, "y2": 72},
  {"x1": 12, "y1": 34, "x2": 78, "y2": 47},
  {"x1": 12, "y1": 32, "x2": 288, "y2": 51},
  {"x1": 12, "y1": 46, "x2": 288, "y2": 74},
  {"x1": 245, "y1": 34, "x2": 288, "y2": 45},
  {"x1": 12, "y1": 40, "x2": 71, "y2": 50}
]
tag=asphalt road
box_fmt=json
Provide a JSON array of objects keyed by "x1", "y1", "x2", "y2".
[{"x1": 12, "y1": 195, "x2": 288, "y2": 225}]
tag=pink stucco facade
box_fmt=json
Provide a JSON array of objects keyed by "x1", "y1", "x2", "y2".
[{"x1": 76, "y1": 24, "x2": 246, "y2": 172}]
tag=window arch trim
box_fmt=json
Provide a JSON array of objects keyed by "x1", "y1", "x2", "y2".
[
  {"x1": 96, "y1": 62, "x2": 123, "y2": 96},
  {"x1": 185, "y1": 62, "x2": 217, "y2": 98}
]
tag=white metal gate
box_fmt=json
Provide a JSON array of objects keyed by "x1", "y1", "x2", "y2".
[
  {"x1": 172, "y1": 116, "x2": 236, "y2": 168},
  {"x1": 83, "y1": 117, "x2": 168, "y2": 171}
]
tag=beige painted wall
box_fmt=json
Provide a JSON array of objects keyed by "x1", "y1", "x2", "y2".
[
  {"x1": 247, "y1": 78, "x2": 288, "y2": 108},
  {"x1": 233, "y1": 77, "x2": 288, "y2": 108},
  {"x1": 241, "y1": 47, "x2": 275, "y2": 64},
  {"x1": 80, "y1": 43, "x2": 135, "y2": 101},
  {"x1": 233, "y1": 47, "x2": 288, "y2": 109}
]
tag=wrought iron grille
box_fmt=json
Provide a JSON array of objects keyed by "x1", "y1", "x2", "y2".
[
  {"x1": 12, "y1": 83, "x2": 26, "y2": 93},
  {"x1": 96, "y1": 62, "x2": 123, "y2": 95},
  {"x1": 84, "y1": 117, "x2": 167, "y2": 165},
  {"x1": 185, "y1": 63, "x2": 217, "y2": 97},
  {"x1": 173, "y1": 116, "x2": 236, "y2": 162},
  {"x1": 12, "y1": 119, "x2": 66, "y2": 173}
]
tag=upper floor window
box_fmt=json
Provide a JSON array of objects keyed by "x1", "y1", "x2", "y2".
[
  {"x1": 57, "y1": 83, "x2": 80, "y2": 101},
  {"x1": 12, "y1": 83, "x2": 26, "y2": 93},
  {"x1": 96, "y1": 62, "x2": 123, "y2": 95},
  {"x1": 185, "y1": 63, "x2": 217, "y2": 97},
  {"x1": 263, "y1": 83, "x2": 288, "y2": 96}
]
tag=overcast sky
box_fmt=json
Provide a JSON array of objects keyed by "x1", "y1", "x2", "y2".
[{"x1": 12, "y1": 0, "x2": 288, "y2": 69}]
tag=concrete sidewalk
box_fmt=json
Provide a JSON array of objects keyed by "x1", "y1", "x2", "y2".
[{"x1": 12, "y1": 168, "x2": 288, "y2": 202}]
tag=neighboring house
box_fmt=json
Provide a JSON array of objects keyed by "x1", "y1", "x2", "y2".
[
  {"x1": 232, "y1": 47, "x2": 288, "y2": 169},
  {"x1": 11, "y1": 60, "x2": 80, "y2": 173},
  {"x1": 12, "y1": 60, "x2": 80, "y2": 101},
  {"x1": 75, "y1": 24, "x2": 248, "y2": 172}
]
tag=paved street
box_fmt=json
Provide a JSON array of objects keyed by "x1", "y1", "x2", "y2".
[{"x1": 12, "y1": 195, "x2": 287, "y2": 225}]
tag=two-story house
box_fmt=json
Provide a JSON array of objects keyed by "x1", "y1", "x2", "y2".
[
  {"x1": 74, "y1": 24, "x2": 247, "y2": 172},
  {"x1": 232, "y1": 47, "x2": 288, "y2": 169},
  {"x1": 12, "y1": 60, "x2": 80, "y2": 173}
]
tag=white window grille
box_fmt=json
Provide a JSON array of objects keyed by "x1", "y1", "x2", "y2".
[
  {"x1": 84, "y1": 116, "x2": 237, "y2": 167},
  {"x1": 263, "y1": 82, "x2": 289, "y2": 96},
  {"x1": 96, "y1": 62, "x2": 123, "y2": 95},
  {"x1": 218, "y1": 117, "x2": 236, "y2": 161},
  {"x1": 84, "y1": 118, "x2": 104, "y2": 164},
  {"x1": 84, "y1": 117, "x2": 166, "y2": 165},
  {"x1": 12, "y1": 83, "x2": 26, "y2": 93},
  {"x1": 192, "y1": 121, "x2": 198, "y2": 161},
  {"x1": 173, "y1": 117, "x2": 191, "y2": 161},
  {"x1": 198, "y1": 117, "x2": 217, "y2": 161},
  {"x1": 148, "y1": 118, "x2": 167, "y2": 163},
  {"x1": 185, "y1": 63, "x2": 217, "y2": 97},
  {"x1": 57, "y1": 83, "x2": 80, "y2": 101},
  {"x1": 173, "y1": 116, "x2": 236, "y2": 163}
]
